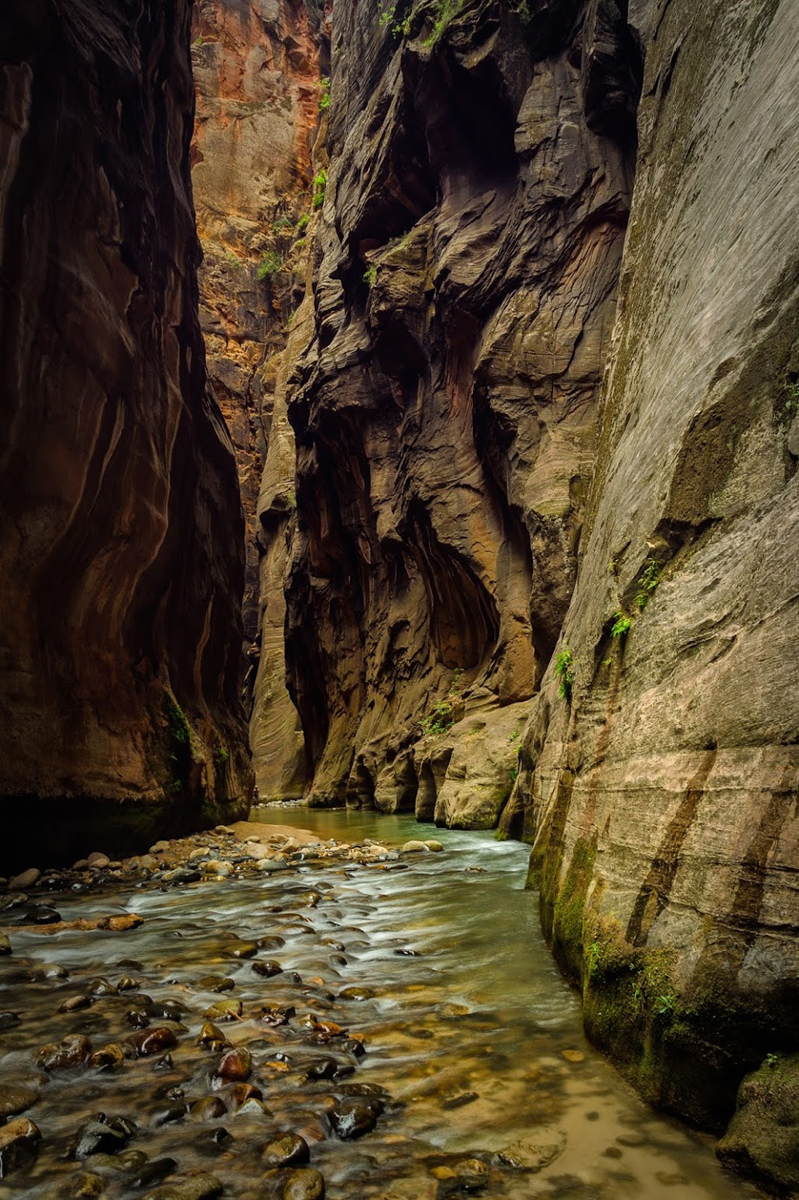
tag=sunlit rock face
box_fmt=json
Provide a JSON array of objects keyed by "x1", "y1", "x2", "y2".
[
  {"x1": 278, "y1": 0, "x2": 640, "y2": 819},
  {"x1": 0, "y1": 0, "x2": 251, "y2": 867},
  {"x1": 520, "y1": 0, "x2": 799, "y2": 1158},
  {"x1": 190, "y1": 0, "x2": 328, "y2": 801}
]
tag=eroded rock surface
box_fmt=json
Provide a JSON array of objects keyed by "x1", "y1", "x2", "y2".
[
  {"x1": 519, "y1": 0, "x2": 799, "y2": 1168},
  {"x1": 0, "y1": 0, "x2": 251, "y2": 867},
  {"x1": 190, "y1": 0, "x2": 329, "y2": 800},
  {"x1": 274, "y1": 0, "x2": 639, "y2": 821}
]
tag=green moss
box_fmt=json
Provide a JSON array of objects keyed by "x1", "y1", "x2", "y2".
[{"x1": 549, "y1": 835, "x2": 597, "y2": 980}]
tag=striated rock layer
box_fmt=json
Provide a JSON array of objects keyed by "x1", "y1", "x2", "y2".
[
  {"x1": 277, "y1": 0, "x2": 640, "y2": 819},
  {"x1": 190, "y1": 0, "x2": 328, "y2": 799},
  {"x1": 519, "y1": 0, "x2": 799, "y2": 1179},
  {"x1": 0, "y1": 0, "x2": 251, "y2": 868}
]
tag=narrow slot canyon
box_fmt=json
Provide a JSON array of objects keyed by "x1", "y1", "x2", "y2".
[{"x1": 0, "y1": 1, "x2": 797, "y2": 1198}]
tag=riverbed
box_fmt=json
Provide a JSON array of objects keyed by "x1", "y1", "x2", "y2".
[{"x1": 0, "y1": 808, "x2": 760, "y2": 1199}]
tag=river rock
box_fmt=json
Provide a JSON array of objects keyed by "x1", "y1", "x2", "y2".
[
  {"x1": 204, "y1": 999, "x2": 243, "y2": 1022},
  {"x1": 190, "y1": 1097, "x2": 227, "y2": 1121},
  {"x1": 9, "y1": 868, "x2": 40, "y2": 891},
  {"x1": 197, "y1": 976, "x2": 235, "y2": 993},
  {"x1": 282, "y1": 1169, "x2": 325, "y2": 1200},
  {"x1": 87, "y1": 1043, "x2": 126, "y2": 1070},
  {"x1": 260, "y1": 1132, "x2": 310, "y2": 1168},
  {"x1": 61, "y1": 1171, "x2": 104, "y2": 1197},
  {"x1": 0, "y1": 1012, "x2": 20, "y2": 1030},
  {"x1": 35, "y1": 1034, "x2": 91, "y2": 1071},
  {"x1": 400, "y1": 841, "x2": 430, "y2": 854},
  {"x1": 0, "y1": 934, "x2": 10, "y2": 955},
  {"x1": 0, "y1": 1117, "x2": 41, "y2": 1177},
  {"x1": 198, "y1": 1022, "x2": 229, "y2": 1048},
  {"x1": 60, "y1": 995, "x2": 92, "y2": 1013},
  {"x1": 0, "y1": 1085, "x2": 38, "y2": 1121},
  {"x1": 214, "y1": 1048, "x2": 252, "y2": 1082},
  {"x1": 87, "y1": 853, "x2": 110, "y2": 869},
  {"x1": 131, "y1": 1158, "x2": 178, "y2": 1187},
  {"x1": 229, "y1": 941, "x2": 257, "y2": 959},
  {"x1": 328, "y1": 1100, "x2": 381, "y2": 1140},
  {"x1": 252, "y1": 960, "x2": 283, "y2": 978},
  {"x1": 125, "y1": 1027, "x2": 178, "y2": 1057},
  {"x1": 30, "y1": 962, "x2": 69, "y2": 980},
  {"x1": 141, "y1": 1173, "x2": 223, "y2": 1200},
  {"x1": 71, "y1": 1114, "x2": 137, "y2": 1159},
  {"x1": 717, "y1": 1053, "x2": 799, "y2": 1192}
]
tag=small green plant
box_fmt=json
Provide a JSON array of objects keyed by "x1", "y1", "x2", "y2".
[
  {"x1": 296, "y1": 213, "x2": 310, "y2": 234},
  {"x1": 224, "y1": 250, "x2": 240, "y2": 268},
  {"x1": 554, "y1": 648, "x2": 574, "y2": 702},
  {"x1": 363, "y1": 265, "x2": 377, "y2": 287},
  {"x1": 764, "y1": 1053, "x2": 779, "y2": 1069},
  {"x1": 312, "y1": 168, "x2": 327, "y2": 212},
  {"x1": 422, "y1": 0, "x2": 464, "y2": 46},
  {"x1": 317, "y1": 76, "x2": 331, "y2": 111},
  {"x1": 272, "y1": 215, "x2": 294, "y2": 232},
  {"x1": 509, "y1": 766, "x2": 518, "y2": 785},
  {"x1": 421, "y1": 697, "x2": 455, "y2": 737},
  {"x1": 194, "y1": 35, "x2": 203, "y2": 46},
  {"x1": 257, "y1": 252, "x2": 282, "y2": 282},
  {"x1": 509, "y1": 727, "x2": 520, "y2": 743},
  {"x1": 294, "y1": 238, "x2": 306, "y2": 251},
  {"x1": 635, "y1": 557, "x2": 660, "y2": 611},
  {"x1": 655, "y1": 993, "x2": 676, "y2": 1016},
  {"x1": 611, "y1": 612, "x2": 632, "y2": 638},
  {"x1": 378, "y1": 2, "x2": 412, "y2": 37},
  {"x1": 608, "y1": 557, "x2": 619, "y2": 575},
  {"x1": 784, "y1": 380, "x2": 799, "y2": 413},
  {"x1": 213, "y1": 746, "x2": 230, "y2": 767}
]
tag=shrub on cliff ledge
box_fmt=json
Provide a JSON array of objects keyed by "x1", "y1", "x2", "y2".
[
  {"x1": 257, "y1": 252, "x2": 282, "y2": 282},
  {"x1": 554, "y1": 648, "x2": 574, "y2": 702}
]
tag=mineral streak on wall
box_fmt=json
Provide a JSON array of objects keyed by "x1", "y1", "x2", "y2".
[
  {"x1": 517, "y1": 0, "x2": 799, "y2": 1185},
  {"x1": 0, "y1": 0, "x2": 252, "y2": 868}
]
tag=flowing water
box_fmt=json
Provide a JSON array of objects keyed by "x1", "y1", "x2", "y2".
[{"x1": 0, "y1": 807, "x2": 760, "y2": 1199}]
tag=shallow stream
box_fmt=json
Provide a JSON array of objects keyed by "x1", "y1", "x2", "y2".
[{"x1": 0, "y1": 808, "x2": 759, "y2": 1199}]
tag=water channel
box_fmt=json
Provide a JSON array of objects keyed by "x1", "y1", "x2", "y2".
[{"x1": 0, "y1": 808, "x2": 759, "y2": 1199}]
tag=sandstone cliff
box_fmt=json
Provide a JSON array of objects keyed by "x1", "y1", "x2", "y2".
[
  {"x1": 0, "y1": 0, "x2": 251, "y2": 868},
  {"x1": 517, "y1": 0, "x2": 799, "y2": 1182},
  {"x1": 190, "y1": 0, "x2": 328, "y2": 801},
  {"x1": 274, "y1": 0, "x2": 639, "y2": 821}
]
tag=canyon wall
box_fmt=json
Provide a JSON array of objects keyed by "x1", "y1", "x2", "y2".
[
  {"x1": 276, "y1": 0, "x2": 640, "y2": 822},
  {"x1": 0, "y1": 0, "x2": 251, "y2": 868},
  {"x1": 518, "y1": 0, "x2": 799, "y2": 1184},
  {"x1": 190, "y1": 0, "x2": 328, "y2": 800}
]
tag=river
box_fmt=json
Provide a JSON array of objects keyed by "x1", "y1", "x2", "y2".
[{"x1": 0, "y1": 807, "x2": 759, "y2": 1199}]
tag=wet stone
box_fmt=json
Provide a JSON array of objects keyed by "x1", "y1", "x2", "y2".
[
  {"x1": 125, "y1": 1027, "x2": 178, "y2": 1057},
  {"x1": 131, "y1": 1158, "x2": 178, "y2": 1187},
  {"x1": 337, "y1": 986, "x2": 375, "y2": 1001},
  {"x1": 0, "y1": 1116, "x2": 40, "y2": 1177},
  {"x1": 260, "y1": 1132, "x2": 310, "y2": 1168},
  {"x1": 252, "y1": 960, "x2": 283, "y2": 978},
  {"x1": 227, "y1": 1083, "x2": 262, "y2": 1108},
  {"x1": 230, "y1": 941, "x2": 258, "y2": 959},
  {"x1": 86, "y1": 977, "x2": 116, "y2": 996},
  {"x1": 204, "y1": 998, "x2": 243, "y2": 1022},
  {"x1": 35, "y1": 1034, "x2": 91, "y2": 1071},
  {"x1": 0, "y1": 1085, "x2": 38, "y2": 1121},
  {"x1": 30, "y1": 962, "x2": 69, "y2": 980},
  {"x1": 87, "y1": 1043, "x2": 125, "y2": 1070},
  {"x1": 190, "y1": 1096, "x2": 227, "y2": 1121},
  {"x1": 60, "y1": 995, "x2": 92, "y2": 1013},
  {"x1": 329, "y1": 1100, "x2": 382, "y2": 1140},
  {"x1": 71, "y1": 1114, "x2": 137, "y2": 1160},
  {"x1": 61, "y1": 1171, "x2": 104, "y2": 1197},
  {"x1": 9, "y1": 868, "x2": 41, "y2": 891},
  {"x1": 214, "y1": 1047, "x2": 252, "y2": 1082},
  {"x1": 616, "y1": 1132, "x2": 646, "y2": 1147},
  {"x1": 193, "y1": 1128, "x2": 232, "y2": 1154},
  {"x1": 141, "y1": 1171, "x2": 224, "y2": 1200},
  {"x1": 197, "y1": 976, "x2": 235, "y2": 993},
  {"x1": 0, "y1": 1012, "x2": 21, "y2": 1030},
  {"x1": 442, "y1": 1092, "x2": 479, "y2": 1110},
  {"x1": 0, "y1": 934, "x2": 10, "y2": 955},
  {"x1": 283, "y1": 1168, "x2": 326, "y2": 1200}
]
